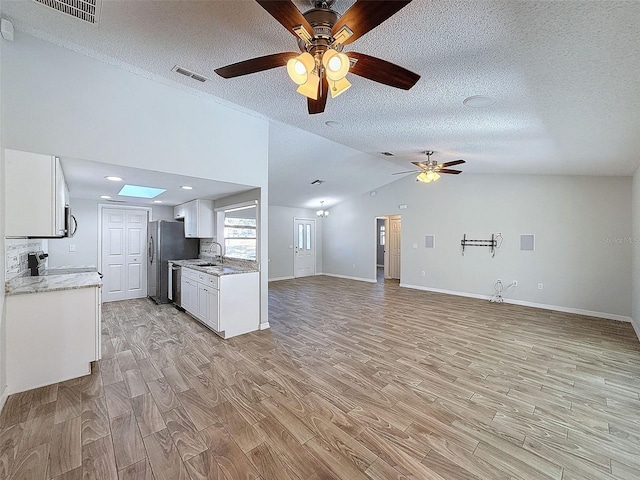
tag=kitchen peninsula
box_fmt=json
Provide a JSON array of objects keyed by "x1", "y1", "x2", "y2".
[
  {"x1": 4, "y1": 271, "x2": 102, "y2": 394},
  {"x1": 170, "y1": 258, "x2": 259, "y2": 339}
]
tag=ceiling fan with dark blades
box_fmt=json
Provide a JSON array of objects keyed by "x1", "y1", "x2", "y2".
[
  {"x1": 392, "y1": 151, "x2": 466, "y2": 183},
  {"x1": 214, "y1": 0, "x2": 421, "y2": 114}
]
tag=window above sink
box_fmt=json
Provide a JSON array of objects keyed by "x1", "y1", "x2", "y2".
[{"x1": 215, "y1": 200, "x2": 258, "y2": 262}]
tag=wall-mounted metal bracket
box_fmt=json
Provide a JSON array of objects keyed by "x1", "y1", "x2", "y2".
[{"x1": 461, "y1": 233, "x2": 497, "y2": 257}]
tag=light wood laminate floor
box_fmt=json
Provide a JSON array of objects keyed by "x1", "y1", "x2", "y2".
[{"x1": 1, "y1": 275, "x2": 640, "y2": 479}]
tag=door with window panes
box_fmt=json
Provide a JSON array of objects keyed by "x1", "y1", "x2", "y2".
[{"x1": 294, "y1": 218, "x2": 315, "y2": 277}]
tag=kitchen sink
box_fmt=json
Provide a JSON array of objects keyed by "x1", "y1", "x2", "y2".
[{"x1": 195, "y1": 263, "x2": 218, "y2": 267}]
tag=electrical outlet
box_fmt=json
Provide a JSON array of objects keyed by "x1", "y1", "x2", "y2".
[
  {"x1": 538, "y1": 283, "x2": 544, "y2": 289},
  {"x1": 69, "y1": 244, "x2": 76, "y2": 252},
  {"x1": 421, "y1": 271, "x2": 426, "y2": 276},
  {"x1": 513, "y1": 280, "x2": 518, "y2": 287}
]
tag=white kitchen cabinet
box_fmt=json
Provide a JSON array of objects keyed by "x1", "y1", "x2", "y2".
[
  {"x1": 197, "y1": 283, "x2": 210, "y2": 321},
  {"x1": 181, "y1": 276, "x2": 198, "y2": 314},
  {"x1": 181, "y1": 267, "x2": 258, "y2": 339},
  {"x1": 6, "y1": 286, "x2": 101, "y2": 393},
  {"x1": 5, "y1": 149, "x2": 69, "y2": 237},
  {"x1": 175, "y1": 199, "x2": 214, "y2": 238},
  {"x1": 173, "y1": 203, "x2": 187, "y2": 220},
  {"x1": 207, "y1": 286, "x2": 220, "y2": 331}
]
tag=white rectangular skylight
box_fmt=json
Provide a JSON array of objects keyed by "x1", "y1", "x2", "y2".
[{"x1": 118, "y1": 184, "x2": 166, "y2": 199}]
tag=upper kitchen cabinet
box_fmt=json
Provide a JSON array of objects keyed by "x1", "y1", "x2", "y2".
[
  {"x1": 5, "y1": 149, "x2": 70, "y2": 238},
  {"x1": 174, "y1": 199, "x2": 214, "y2": 238}
]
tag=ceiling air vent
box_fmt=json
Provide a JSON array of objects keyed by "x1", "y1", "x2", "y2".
[
  {"x1": 381, "y1": 152, "x2": 395, "y2": 156},
  {"x1": 172, "y1": 66, "x2": 208, "y2": 83},
  {"x1": 33, "y1": 0, "x2": 101, "y2": 24},
  {"x1": 106, "y1": 199, "x2": 127, "y2": 204},
  {"x1": 310, "y1": 179, "x2": 326, "y2": 185}
]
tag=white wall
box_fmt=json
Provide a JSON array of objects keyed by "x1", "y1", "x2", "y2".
[
  {"x1": 632, "y1": 169, "x2": 640, "y2": 339},
  {"x1": 268, "y1": 205, "x2": 323, "y2": 280},
  {"x1": 2, "y1": 32, "x2": 268, "y2": 187},
  {"x1": 0, "y1": 24, "x2": 6, "y2": 406},
  {"x1": 323, "y1": 173, "x2": 633, "y2": 320},
  {"x1": 46, "y1": 199, "x2": 173, "y2": 268},
  {"x1": 1, "y1": 30, "x2": 271, "y2": 385}
]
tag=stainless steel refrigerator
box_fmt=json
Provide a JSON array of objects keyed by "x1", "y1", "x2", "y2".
[{"x1": 147, "y1": 221, "x2": 199, "y2": 304}]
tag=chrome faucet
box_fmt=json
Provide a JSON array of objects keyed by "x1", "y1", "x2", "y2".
[{"x1": 207, "y1": 241, "x2": 223, "y2": 264}]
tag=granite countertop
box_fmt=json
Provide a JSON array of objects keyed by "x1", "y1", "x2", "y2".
[
  {"x1": 170, "y1": 258, "x2": 259, "y2": 276},
  {"x1": 6, "y1": 272, "x2": 103, "y2": 296}
]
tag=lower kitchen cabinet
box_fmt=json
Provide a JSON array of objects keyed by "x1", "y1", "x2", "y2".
[
  {"x1": 181, "y1": 267, "x2": 258, "y2": 339},
  {"x1": 6, "y1": 285, "x2": 101, "y2": 394},
  {"x1": 181, "y1": 276, "x2": 198, "y2": 315},
  {"x1": 207, "y1": 285, "x2": 220, "y2": 331}
]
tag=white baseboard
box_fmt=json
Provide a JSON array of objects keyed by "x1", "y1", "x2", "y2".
[
  {"x1": 631, "y1": 318, "x2": 640, "y2": 340},
  {"x1": 322, "y1": 273, "x2": 377, "y2": 283},
  {"x1": 400, "y1": 283, "x2": 632, "y2": 323},
  {"x1": 259, "y1": 322, "x2": 270, "y2": 330},
  {"x1": 268, "y1": 276, "x2": 294, "y2": 282}
]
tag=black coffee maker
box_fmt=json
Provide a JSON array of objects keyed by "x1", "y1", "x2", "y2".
[{"x1": 27, "y1": 251, "x2": 49, "y2": 276}]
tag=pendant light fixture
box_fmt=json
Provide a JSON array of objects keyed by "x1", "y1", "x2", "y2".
[{"x1": 316, "y1": 200, "x2": 329, "y2": 218}]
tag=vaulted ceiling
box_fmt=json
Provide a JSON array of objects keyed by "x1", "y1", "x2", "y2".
[{"x1": 3, "y1": 0, "x2": 640, "y2": 208}]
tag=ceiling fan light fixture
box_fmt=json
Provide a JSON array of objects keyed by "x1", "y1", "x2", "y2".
[
  {"x1": 296, "y1": 72, "x2": 320, "y2": 99},
  {"x1": 329, "y1": 76, "x2": 351, "y2": 98},
  {"x1": 287, "y1": 52, "x2": 315, "y2": 85},
  {"x1": 322, "y1": 49, "x2": 349, "y2": 81},
  {"x1": 417, "y1": 171, "x2": 440, "y2": 183}
]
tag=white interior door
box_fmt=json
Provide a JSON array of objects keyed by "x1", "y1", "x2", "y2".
[
  {"x1": 102, "y1": 210, "x2": 126, "y2": 302},
  {"x1": 125, "y1": 211, "x2": 147, "y2": 298},
  {"x1": 294, "y1": 218, "x2": 315, "y2": 278},
  {"x1": 389, "y1": 216, "x2": 401, "y2": 279},
  {"x1": 102, "y1": 208, "x2": 148, "y2": 302}
]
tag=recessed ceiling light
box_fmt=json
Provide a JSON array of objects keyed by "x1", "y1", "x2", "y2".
[
  {"x1": 105, "y1": 176, "x2": 123, "y2": 182},
  {"x1": 181, "y1": 185, "x2": 193, "y2": 190},
  {"x1": 153, "y1": 200, "x2": 163, "y2": 204},
  {"x1": 118, "y1": 185, "x2": 166, "y2": 199},
  {"x1": 463, "y1": 95, "x2": 496, "y2": 108},
  {"x1": 100, "y1": 195, "x2": 111, "y2": 199},
  {"x1": 370, "y1": 191, "x2": 377, "y2": 196},
  {"x1": 325, "y1": 120, "x2": 343, "y2": 128}
]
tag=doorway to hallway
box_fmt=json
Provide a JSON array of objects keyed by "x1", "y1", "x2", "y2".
[{"x1": 375, "y1": 215, "x2": 401, "y2": 282}]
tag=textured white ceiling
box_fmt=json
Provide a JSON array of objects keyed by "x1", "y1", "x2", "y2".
[{"x1": 3, "y1": 0, "x2": 640, "y2": 209}]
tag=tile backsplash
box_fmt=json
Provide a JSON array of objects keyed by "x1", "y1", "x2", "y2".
[
  {"x1": 199, "y1": 239, "x2": 219, "y2": 257},
  {"x1": 5, "y1": 239, "x2": 44, "y2": 281}
]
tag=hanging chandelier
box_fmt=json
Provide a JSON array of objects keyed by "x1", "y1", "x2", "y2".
[{"x1": 316, "y1": 200, "x2": 329, "y2": 217}]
